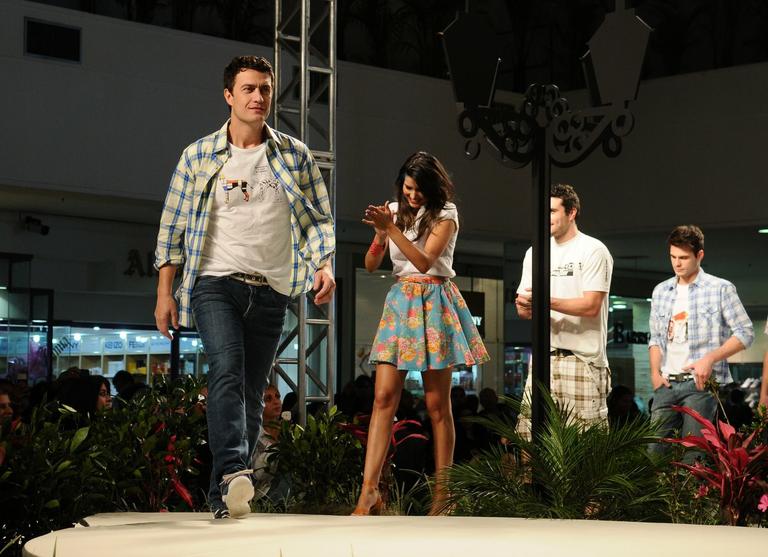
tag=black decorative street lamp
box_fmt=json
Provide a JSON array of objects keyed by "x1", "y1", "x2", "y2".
[{"x1": 442, "y1": 2, "x2": 650, "y2": 439}]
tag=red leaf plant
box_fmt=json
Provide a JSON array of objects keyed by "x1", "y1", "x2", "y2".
[
  {"x1": 664, "y1": 405, "x2": 768, "y2": 526},
  {"x1": 144, "y1": 422, "x2": 196, "y2": 510},
  {"x1": 342, "y1": 416, "x2": 428, "y2": 462},
  {"x1": 341, "y1": 415, "x2": 429, "y2": 501}
]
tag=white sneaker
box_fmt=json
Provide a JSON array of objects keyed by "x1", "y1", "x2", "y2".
[{"x1": 221, "y1": 469, "x2": 254, "y2": 519}]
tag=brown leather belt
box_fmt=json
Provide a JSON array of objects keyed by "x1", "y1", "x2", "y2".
[
  {"x1": 551, "y1": 348, "x2": 575, "y2": 358},
  {"x1": 229, "y1": 272, "x2": 269, "y2": 286}
]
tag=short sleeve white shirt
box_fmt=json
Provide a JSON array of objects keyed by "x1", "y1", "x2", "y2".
[
  {"x1": 517, "y1": 232, "x2": 613, "y2": 366},
  {"x1": 660, "y1": 283, "x2": 691, "y2": 376},
  {"x1": 389, "y1": 202, "x2": 459, "y2": 278},
  {"x1": 199, "y1": 143, "x2": 293, "y2": 294}
]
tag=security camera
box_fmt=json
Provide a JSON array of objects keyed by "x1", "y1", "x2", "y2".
[{"x1": 23, "y1": 216, "x2": 50, "y2": 236}]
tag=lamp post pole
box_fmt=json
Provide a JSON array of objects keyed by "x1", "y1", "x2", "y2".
[
  {"x1": 443, "y1": 4, "x2": 650, "y2": 439},
  {"x1": 531, "y1": 113, "x2": 550, "y2": 436}
]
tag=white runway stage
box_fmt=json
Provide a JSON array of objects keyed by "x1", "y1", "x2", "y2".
[{"x1": 23, "y1": 512, "x2": 763, "y2": 557}]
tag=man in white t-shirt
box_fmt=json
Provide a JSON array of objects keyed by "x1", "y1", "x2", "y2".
[
  {"x1": 515, "y1": 183, "x2": 613, "y2": 436},
  {"x1": 648, "y1": 225, "x2": 753, "y2": 458},
  {"x1": 154, "y1": 56, "x2": 335, "y2": 518}
]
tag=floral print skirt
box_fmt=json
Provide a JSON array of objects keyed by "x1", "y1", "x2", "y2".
[{"x1": 369, "y1": 276, "x2": 490, "y2": 372}]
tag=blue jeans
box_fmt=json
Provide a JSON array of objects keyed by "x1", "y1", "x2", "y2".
[
  {"x1": 649, "y1": 379, "x2": 717, "y2": 462},
  {"x1": 191, "y1": 276, "x2": 289, "y2": 510}
]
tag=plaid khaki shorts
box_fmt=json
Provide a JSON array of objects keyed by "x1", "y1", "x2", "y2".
[{"x1": 516, "y1": 354, "x2": 611, "y2": 440}]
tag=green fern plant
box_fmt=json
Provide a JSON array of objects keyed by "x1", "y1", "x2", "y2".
[{"x1": 442, "y1": 388, "x2": 668, "y2": 521}]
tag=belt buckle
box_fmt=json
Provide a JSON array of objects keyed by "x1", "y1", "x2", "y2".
[
  {"x1": 668, "y1": 372, "x2": 692, "y2": 382},
  {"x1": 233, "y1": 272, "x2": 267, "y2": 286}
]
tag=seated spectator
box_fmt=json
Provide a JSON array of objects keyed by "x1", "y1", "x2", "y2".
[
  {"x1": 723, "y1": 388, "x2": 754, "y2": 431},
  {"x1": 353, "y1": 374, "x2": 374, "y2": 416},
  {"x1": 474, "y1": 387, "x2": 509, "y2": 450},
  {"x1": 0, "y1": 386, "x2": 15, "y2": 422},
  {"x1": 449, "y1": 386, "x2": 472, "y2": 462},
  {"x1": 111, "y1": 370, "x2": 149, "y2": 409},
  {"x1": 282, "y1": 390, "x2": 297, "y2": 422},
  {"x1": 252, "y1": 385, "x2": 290, "y2": 503},
  {"x1": 336, "y1": 374, "x2": 375, "y2": 419},
  {"x1": 607, "y1": 385, "x2": 642, "y2": 429},
  {"x1": 56, "y1": 374, "x2": 112, "y2": 415},
  {"x1": 392, "y1": 389, "x2": 429, "y2": 490}
]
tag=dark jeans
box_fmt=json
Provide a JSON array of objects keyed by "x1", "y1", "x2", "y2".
[
  {"x1": 191, "y1": 275, "x2": 288, "y2": 510},
  {"x1": 649, "y1": 379, "x2": 718, "y2": 463}
]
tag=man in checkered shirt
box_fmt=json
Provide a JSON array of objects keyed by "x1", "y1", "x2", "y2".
[
  {"x1": 515, "y1": 183, "x2": 613, "y2": 438},
  {"x1": 648, "y1": 225, "x2": 753, "y2": 457},
  {"x1": 154, "y1": 56, "x2": 335, "y2": 518}
]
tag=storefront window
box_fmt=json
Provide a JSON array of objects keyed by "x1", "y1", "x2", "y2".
[
  {"x1": 606, "y1": 296, "x2": 652, "y2": 411},
  {"x1": 52, "y1": 325, "x2": 170, "y2": 384}
]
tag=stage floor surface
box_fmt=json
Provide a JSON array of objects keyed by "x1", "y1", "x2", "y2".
[{"x1": 23, "y1": 512, "x2": 764, "y2": 557}]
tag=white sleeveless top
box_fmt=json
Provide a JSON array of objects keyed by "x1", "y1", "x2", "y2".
[{"x1": 388, "y1": 201, "x2": 459, "y2": 278}]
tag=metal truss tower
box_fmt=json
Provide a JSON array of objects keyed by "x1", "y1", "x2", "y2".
[{"x1": 273, "y1": 0, "x2": 337, "y2": 426}]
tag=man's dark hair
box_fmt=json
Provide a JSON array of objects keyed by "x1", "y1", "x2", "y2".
[
  {"x1": 112, "y1": 370, "x2": 134, "y2": 393},
  {"x1": 550, "y1": 183, "x2": 581, "y2": 218},
  {"x1": 668, "y1": 225, "x2": 704, "y2": 254},
  {"x1": 223, "y1": 56, "x2": 274, "y2": 93}
]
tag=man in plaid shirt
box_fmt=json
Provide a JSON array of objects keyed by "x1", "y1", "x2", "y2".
[
  {"x1": 154, "y1": 56, "x2": 335, "y2": 518},
  {"x1": 649, "y1": 225, "x2": 753, "y2": 456}
]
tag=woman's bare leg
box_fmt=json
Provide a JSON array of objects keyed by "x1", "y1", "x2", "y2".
[
  {"x1": 422, "y1": 368, "x2": 454, "y2": 515},
  {"x1": 352, "y1": 363, "x2": 405, "y2": 514}
]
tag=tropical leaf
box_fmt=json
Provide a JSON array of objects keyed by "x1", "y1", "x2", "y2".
[{"x1": 443, "y1": 388, "x2": 667, "y2": 521}]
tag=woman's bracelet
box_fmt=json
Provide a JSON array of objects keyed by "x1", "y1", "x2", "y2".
[{"x1": 368, "y1": 241, "x2": 386, "y2": 256}]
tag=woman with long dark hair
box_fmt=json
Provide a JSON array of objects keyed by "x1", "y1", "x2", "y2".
[{"x1": 352, "y1": 151, "x2": 489, "y2": 515}]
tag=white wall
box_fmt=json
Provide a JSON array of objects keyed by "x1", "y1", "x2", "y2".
[
  {"x1": 0, "y1": 209, "x2": 157, "y2": 324},
  {"x1": 9, "y1": 0, "x2": 767, "y2": 244}
]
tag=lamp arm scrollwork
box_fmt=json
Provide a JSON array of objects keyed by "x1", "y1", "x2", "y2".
[
  {"x1": 548, "y1": 104, "x2": 636, "y2": 168},
  {"x1": 457, "y1": 103, "x2": 538, "y2": 169}
]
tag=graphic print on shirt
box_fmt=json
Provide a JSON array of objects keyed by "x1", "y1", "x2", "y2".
[
  {"x1": 221, "y1": 179, "x2": 250, "y2": 203},
  {"x1": 552, "y1": 261, "x2": 582, "y2": 277},
  {"x1": 251, "y1": 165, "x2": 283, "y2": 203},
  {"x1": 667, "y1": 311, "x2": 689, "y2": 344},
  {"x1": 217, "y1": 164, "x2": 283, "y2": 206}
]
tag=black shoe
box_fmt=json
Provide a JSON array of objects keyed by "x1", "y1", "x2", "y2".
[{"x1": 212, "y1": 508, "x2": 231, "y2": 519}]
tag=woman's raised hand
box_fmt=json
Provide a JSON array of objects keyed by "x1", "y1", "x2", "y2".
[{"x1": 362, "y1": 202, "x2": 393, "y2": 236}]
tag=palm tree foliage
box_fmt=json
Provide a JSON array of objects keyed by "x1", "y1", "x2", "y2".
[{"x1": 443, "y1": 389, "x2": 668, "y2": 521}]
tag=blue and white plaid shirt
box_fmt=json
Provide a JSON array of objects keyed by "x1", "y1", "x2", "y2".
[
  {"x1": 154, "y1": 121, "x2": 335, "y2": 328},
  {"x1": 649, "y1": 269, "x2": 754, "y2": 384}
]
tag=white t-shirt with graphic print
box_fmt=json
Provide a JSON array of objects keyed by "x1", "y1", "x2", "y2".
[
  {"x1": 199, "y1": 143, "x2": 293, "y2": 294},
  {"x1": 661, "y1": 283, "x2": 690, "y2": 376},
  {"x1": 388, "y1": 201, "x2": 459, "y2": 278},
  {"x1": 517, "y1": 232, "x2": 613, "y2": 367}
]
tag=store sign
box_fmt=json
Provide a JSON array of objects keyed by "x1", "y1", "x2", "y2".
[
  {"x1": 460, "y1": 290, "x2": 485, "y2": 338},
  {"x1": 103, "y1": 339, "x2": 125, "y2": 353},
  {"x1": 52, "y1": 336, "x2": 79, "y2": 356},
  {"x1": 124, "y1": 249, "x2": 156, "y2": 278}
]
